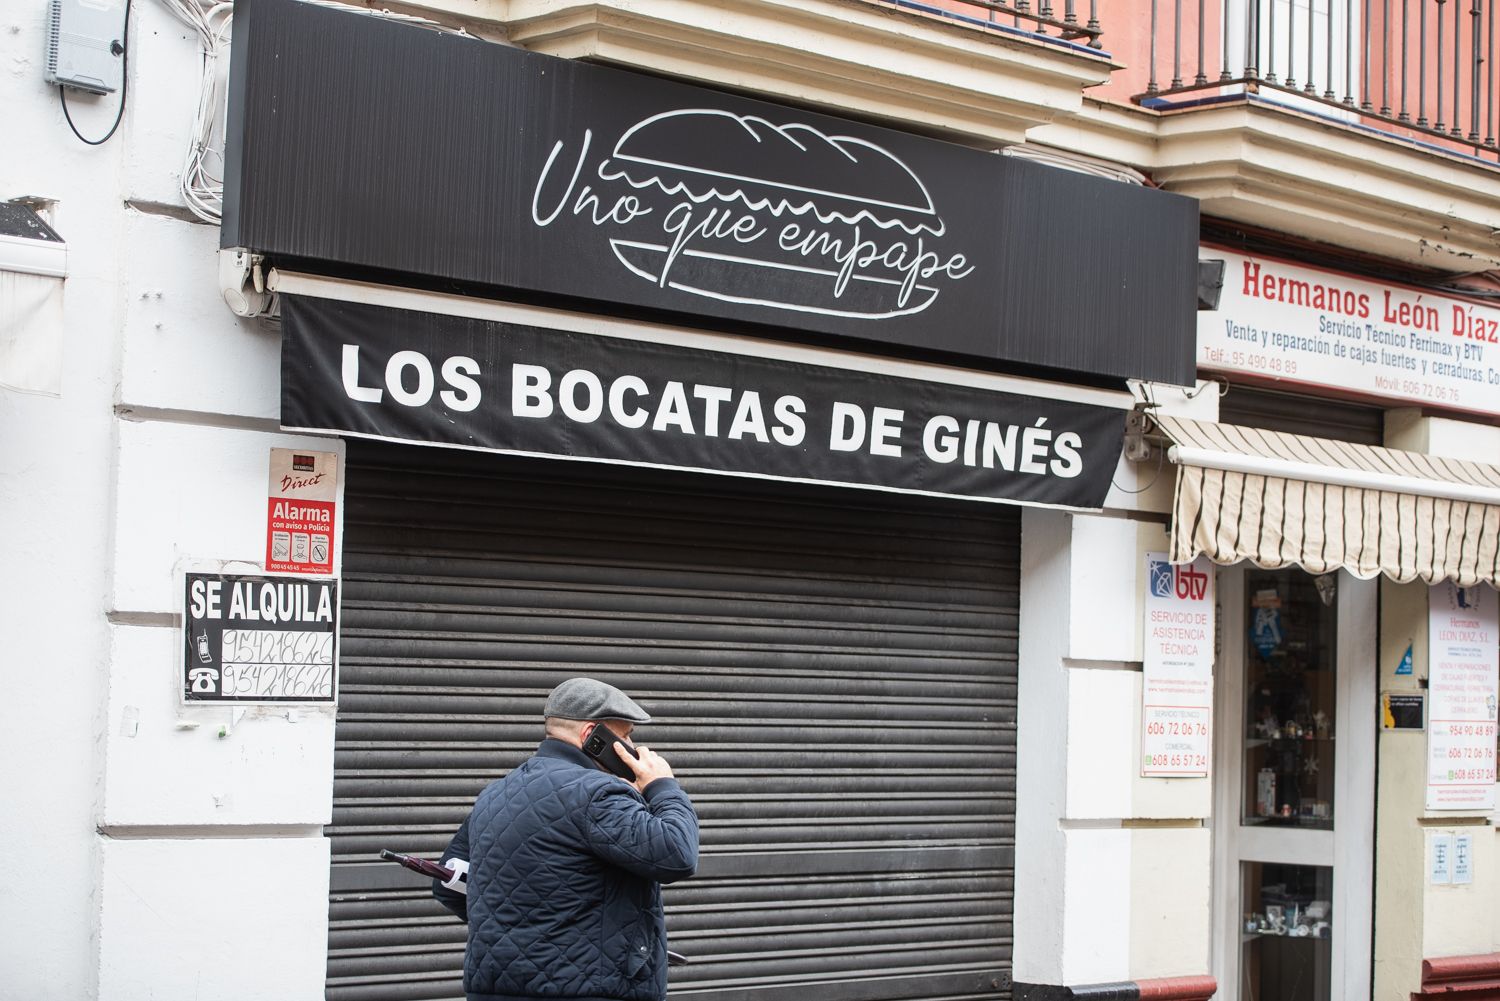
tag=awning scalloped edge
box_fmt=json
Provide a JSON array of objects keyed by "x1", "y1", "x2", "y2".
[{"x1": 1156, "y1": 415, "x2": 1500, "y2": 589}]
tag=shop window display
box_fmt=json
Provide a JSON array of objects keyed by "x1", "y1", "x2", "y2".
[
  {"x1": 1242, "y1": 570, "x2": 1337, "y2": 830},
  {"x1": 1241, "y1": 861, "x2": 1333, "y2": 1000}
]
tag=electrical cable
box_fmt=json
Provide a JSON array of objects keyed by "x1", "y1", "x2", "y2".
[
  {"x1": 152, "y1": 0, "x2": 456, "y2": 223},
  {"x1": 1110, "y1": 440, "x2": 1165, "y2": 495},
  {"x1": 154, "y1": 0, "x2": 235, "y2": 222},
  {"x1": 1181, "y1": 376, "x2": 1229, "y2": 400},
  {"x1": 59, "y1": 0, "x2": 132, "y2": 146}
]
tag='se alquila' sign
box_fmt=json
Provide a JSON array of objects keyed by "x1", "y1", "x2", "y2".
[{"x1": 1200, "y1": 249, "x2": 1500, "y2": 418}]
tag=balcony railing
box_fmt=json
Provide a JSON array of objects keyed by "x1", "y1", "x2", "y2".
[
  {"x1": 1133, "y1": 0, "x2": 1500, "y2": 162},
  {"x1": 888, "y1": 0, "x2": 1105, "y2": 46}
]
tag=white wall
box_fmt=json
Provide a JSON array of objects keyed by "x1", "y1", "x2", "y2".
[
  {"x1": 1015, "y1": 507, "x2": 1214, "y2": 989},
  {"x1": 1015, "y1": 509, "x2": 1072, "y2": 985},
  {"x1": 1386, "y1": 409, "x2": 1500, "y2": 464},
  {"x1": 0, "y1": 3, "x2": 131, "y2": 994},
  {"x1": 98, "y1": 837, "x2": 331, "y2": 999},
  {"x1": 0, "y1": 3, "x2": 339, "y2": 996}
]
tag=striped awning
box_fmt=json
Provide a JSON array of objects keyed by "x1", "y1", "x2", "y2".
[{"x1": 1156, "y1": 415, "x2": 1500, "y2": 588}]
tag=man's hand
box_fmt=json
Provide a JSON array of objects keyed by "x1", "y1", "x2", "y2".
[{"x1": 618, "y1": 742, "x2": 675, "y2": 794}]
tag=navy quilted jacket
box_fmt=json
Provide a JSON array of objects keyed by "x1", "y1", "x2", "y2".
[{"x1": 434, "y1": 739, "x2": 700, "y2": 1001}]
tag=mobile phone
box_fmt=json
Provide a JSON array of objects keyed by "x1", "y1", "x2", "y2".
[{"x1": 582, "y1": 724, "x2": 640, "y2": 780}]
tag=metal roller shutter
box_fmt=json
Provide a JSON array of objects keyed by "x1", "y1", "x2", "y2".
[
  {"x1": 327, "y1": 441, "x2": 1019, "y2": 1001},
  {"x1": 1219, "y1": 385, "x2": 1385, "y2": 445}
]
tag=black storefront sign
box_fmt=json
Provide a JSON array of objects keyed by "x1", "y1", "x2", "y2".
[
  {"x1": 224, "y1": 0, "x2": 1199, "y2": 386},
  {"x1": 281, "y1": 295, "x2": 1126, "y2": 509},
  {"x1": 184, "y1": 572, "x2": 339, "y2": 704}
]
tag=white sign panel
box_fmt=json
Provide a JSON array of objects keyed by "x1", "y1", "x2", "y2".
[
  {"x1": 1431, "y1": 833, "x2": 1454, "y2": 884},
  {"x1": 1142, "y1": 553, "x2": 1215, "y2": 777},
  {"x1": 1454, "y1": 833, "x2": 1474, "y2": 885},
  {"x1": 1200, "y1": 249, "x2": 1500, "y2": 418},
  {"x1": 1426, "y1": 582, "x2": 1499, "y2": 810}
]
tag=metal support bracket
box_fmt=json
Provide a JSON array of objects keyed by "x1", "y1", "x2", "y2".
[
  {"x1": 219, "y1": 247, "x2": 275, "y2": 317},
  {"x1": 1124, "y1": 404, "x2": 1155, "y2": 462}
]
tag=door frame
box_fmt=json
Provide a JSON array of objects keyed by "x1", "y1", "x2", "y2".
[{"x1": 1211, "y1": 565, "x2": 1376, "y2": 1000}]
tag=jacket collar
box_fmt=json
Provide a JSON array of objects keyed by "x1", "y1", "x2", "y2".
[{"x1": 536, "y1": 737, "x2": 597, "y2": 770}]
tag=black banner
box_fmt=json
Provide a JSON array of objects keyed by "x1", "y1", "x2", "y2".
[
  {"x1": 281, "y1": 295, "x2": 1126, "y2": 509},
  {"x1": 225, "y1": 0, "x2": 1198, "y2": 386}
]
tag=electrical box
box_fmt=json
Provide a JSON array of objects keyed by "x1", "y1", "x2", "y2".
[{"x1": 45, "y1": 0, "x2": 127, "y2": 95}]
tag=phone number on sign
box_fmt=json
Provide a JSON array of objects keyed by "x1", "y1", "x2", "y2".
[
  {"x1": 1210, "y1": 351, "x2": 1467, "y2": 405},
  {"x1": 1225, "y1": 351, "x2": 1298, "y2": 376},
  {"x1": 1144, "y1": 753, "x2": 1208, "y2": 769},
  {"x1": 220, "y1": 663, "x2": 334, "y2": 699},
  {"x1": 1393, "y1": 379, "x2": 1462, "y2": 403},
  {"x1": 1146, "y1": 721, "x2": 1210, "y2": 737},
  {"x1": 1440, "y1": 722, "x2": 1497, "y2": 738}
]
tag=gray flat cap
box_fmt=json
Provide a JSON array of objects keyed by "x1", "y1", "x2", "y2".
[{"x1": 544, "y1": 677, "x2": 652, "y2": 723}]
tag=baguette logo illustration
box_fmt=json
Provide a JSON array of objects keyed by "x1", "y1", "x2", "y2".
[{"x1": 532, "y1": 109, "x2": 975, "y2": 319}]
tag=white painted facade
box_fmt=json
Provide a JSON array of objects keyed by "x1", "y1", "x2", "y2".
[
  {"x1": 2, "y1": 4, "x2": 338, "y2": 996},
  {"x1": 4, "y1": 1, "x2": 1500, "y2": 998}
]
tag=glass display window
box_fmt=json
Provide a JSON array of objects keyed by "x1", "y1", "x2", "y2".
[
  {"x1": 1240, "y1": 861, "x2": 1333, "y2": 1001},
  {"x1": 1242, "y1": 569, "x2": 1337, "y2": 830}
]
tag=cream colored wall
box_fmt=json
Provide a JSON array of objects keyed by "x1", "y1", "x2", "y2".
[
  {"x1": 1422, "y1": 825, "x2": 1498, "y2": 955},
  {"x1": 1128, "y1": 826, "x2": 1213, "y2": 977},
  {"x1": 1374, "y1": 407, "x2": 1500, "y2": 1000},
  {"x1": 1387, "y1": 409, "x2": 1500, "y2": 462},
  {"x1": 1373, "y1": 577, "x2": 1432, "y2": 1001}
]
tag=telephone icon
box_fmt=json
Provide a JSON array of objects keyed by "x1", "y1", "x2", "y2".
[{"x1": 188, "y1": 667, "x2": 219, "y2": 694}]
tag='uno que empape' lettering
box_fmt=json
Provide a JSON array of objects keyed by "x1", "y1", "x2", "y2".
[{"x1": 532, "y1": 109, "x2": 974, "y2": 320}]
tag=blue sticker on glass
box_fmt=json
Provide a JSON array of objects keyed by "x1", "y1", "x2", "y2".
[{"x1": 1250, "y1": 607, "x2": 1282, "y2": 659}]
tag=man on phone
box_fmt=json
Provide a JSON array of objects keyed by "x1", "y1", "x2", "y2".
[{"x1": 433, "y1": 677, "x2": 699, "y2": 1001}]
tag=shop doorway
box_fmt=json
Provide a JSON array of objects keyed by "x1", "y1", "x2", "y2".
[{"x1": 1212, "y1": 566, "x2": 1376, "y2": 1000}]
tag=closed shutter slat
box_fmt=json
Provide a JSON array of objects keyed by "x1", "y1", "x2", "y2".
[{"x1": 329, "y1": 444, "x2": 1017, "y2": 1001}]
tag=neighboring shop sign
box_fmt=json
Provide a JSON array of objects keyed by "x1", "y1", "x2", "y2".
[
  {"x1": 224, "y1": 0, "x2": 1199, "y2": 386},
  {"x1": 280, "y1": 295, "x2": 1127, "y2": 509},
  {"x1": 266, "y1": 448, "x2": 337, "y2": 574},
  {"x1": 183, "y1": 572, "x2": 339, "y2": 704},
  {"x1": 1142, "y1": 553, "x2": 1215, "y2": 777},
  {"x1": 1200, "y1": 248, "x2": 1500, "y2": 418},
  {"x1": 1425, "y1": 582, "x2": 1498, "y2": 810}
]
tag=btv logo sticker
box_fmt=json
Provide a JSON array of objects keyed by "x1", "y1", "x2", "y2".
[
  {"x1": 1149, "y1": 559, "x2": 1175, "y2": 598},
  {"x1": 1149, "y1": 559, "x2": 1210, "y2": 601}
]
